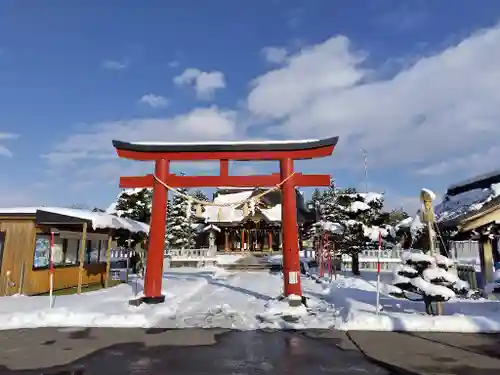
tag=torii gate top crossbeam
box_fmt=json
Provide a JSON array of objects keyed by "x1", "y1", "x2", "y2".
[{"x1": 112, "y1": 136, "x2": 339, "y2": 161}]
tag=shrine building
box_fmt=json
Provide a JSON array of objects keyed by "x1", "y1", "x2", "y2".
[{"x1": 193, "y1": 187, "x2": 316, "y2": 252}]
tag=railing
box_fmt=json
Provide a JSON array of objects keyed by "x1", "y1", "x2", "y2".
[
  {"x1": 338, "y1": 249, "x2": 404, "y2": 270},
  {"x1": 341, "y1": 257, "x2": 401, "y2": 271},
  {"x1": 166, "y1": 248, "x2": 217, "y2": 260},
  {"x1": 448, "y1": 240, "x2": 480, "y2": 261}
]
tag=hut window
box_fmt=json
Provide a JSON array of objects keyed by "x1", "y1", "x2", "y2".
[
  {"x1": 33, "y1": 234, "x2": 65, "y2": 268},
  {"x1": 65, "y1": 239, "x2": 79, "y2": 265},
  {"x1": 33, "y1": 235, "x2": 50, "y2": 268},
  {"x1": 51, "y1": 236, "x2": 65, "y2": 265},
  {"x1": 98, "y1": 240, "x2": 108, "y2": 262},
  {"x1": 86, "y1": 239, "x2": 101, "y2": 264}
]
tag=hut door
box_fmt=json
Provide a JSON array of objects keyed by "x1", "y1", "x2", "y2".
[{"x1": 0, "y1": 231, "x2": 4, "y2": 274}]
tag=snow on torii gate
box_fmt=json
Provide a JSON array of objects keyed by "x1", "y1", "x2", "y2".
[{"x1": 112, "y1": 137, "x2": 339, "y2": 304}]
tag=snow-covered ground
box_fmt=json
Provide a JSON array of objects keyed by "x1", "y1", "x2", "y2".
[
  {"x1": 328, "y1": 271, "x2": 500, "y2": 332},
  {"x1": 1, "y1": 267, "x2": 500, "y2": 332}
]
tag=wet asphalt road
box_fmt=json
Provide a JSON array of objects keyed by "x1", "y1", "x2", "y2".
[
  {"x1": 0, "y1": 328, "x2": 500, "y2": 374},
  {"x1": 0, "y1": 328, "x2": 388, "y2": 375}
]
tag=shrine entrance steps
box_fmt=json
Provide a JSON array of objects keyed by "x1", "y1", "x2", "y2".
[
  {"x1": 217, "y1": 254, "x2": 272, "y2": 271},
  {"x1": 216, "y1": 251, "x2": 281, "y2": 257}
]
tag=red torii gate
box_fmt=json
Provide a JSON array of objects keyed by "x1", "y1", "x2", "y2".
[{"x1": 112, "y1": 137, "x2": 339, "y2": 304}]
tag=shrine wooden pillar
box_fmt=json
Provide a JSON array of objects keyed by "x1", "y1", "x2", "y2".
[
  {"x1": 241, "y1": 228, "x2": 245, "y2": 251},
  {"x1": 280, "y1": 158, "x2": 302, "y2": 297},
  {"x1": 247, "y1": 229, "x2": 251, "y2": 251},
  {"x1": 224, "y1": 231, "x2": 230, "y2": 251},
  {"x1": 143, "y1": 159, "x2": 169, "y2": 303},
  {"x1": 268, "y1": 230, "x2": 273, "y2": 251}
]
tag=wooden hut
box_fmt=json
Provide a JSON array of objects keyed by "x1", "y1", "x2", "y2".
[{"x1": 0, "y1": 207, "x2": 149, "y2": 296}]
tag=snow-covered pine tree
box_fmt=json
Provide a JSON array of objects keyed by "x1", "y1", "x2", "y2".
[
  {"x1": 190, "y1": 189, "x2": 208, "y2": 202},
  {"x1": 113, "y1": 188, "x2": 153, "y2": 247},
  {"x1": 392, "y1": 251, "x2": 469, "y2": 314},
  {"x1": 165, "y1": 188, "x2": 196, "y2": 249},
  {"x1": 190, "y1": 189, "x2": 209, "y2": 215},
  {"x1": 114, "y1": 189, "x2": 153, "y2": 223},
  {"x1": 304, "y1": 188, "x2": 324, "y2": 244},
  {"x1": 321, "y1": 186, "x2": 395, "y2": 275},
  {"x1": 386, "y1": 208, "x2": 410, "y2": 226},
  {"x1": 310, "y1": 188, "x2": 323, "y2": 208},
  {"x1": 396, "y1": 211, "x2": 428, "y2": 250}
]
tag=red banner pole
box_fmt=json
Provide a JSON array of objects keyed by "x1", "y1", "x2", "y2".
[{"x1": 49, "y1": 231, "x2": 55, "y2": 308}]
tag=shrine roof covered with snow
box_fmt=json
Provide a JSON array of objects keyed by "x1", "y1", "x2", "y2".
[
  {"x1": 201, "y1": 188, "x2": 315, "y2": 224},
  {"x1": 435, "y1": 170, "x2": 500, "y2": 231}
]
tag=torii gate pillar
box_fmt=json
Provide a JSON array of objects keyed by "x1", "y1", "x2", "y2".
[
  {"x1": 280, "y1": 158, "x2": 302, "y2": 296},
  {"x1": 142, "y1": 159, "x2": 169, "y2": 303}
]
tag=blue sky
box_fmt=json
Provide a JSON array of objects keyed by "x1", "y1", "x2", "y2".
[{"x1": 1, "y1": 0, "x2": 500, "y2": 213}]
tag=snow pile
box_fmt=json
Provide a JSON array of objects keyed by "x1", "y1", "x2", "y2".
[
  {"x1": 395, "y1": 212, "x2": 424, "y2": 235},
  {"x1": 349, "y1": 201, "x2": 371, "y2": 212},
  {"x1": 257, "y1": 294, "x2": 338, "y2": 330},
  {"x1": 363, "y1": 224, "x2": 394, "y2": 241},
  {"x1": 396, "y1": 216, "x2": 413, "y2": 229},
  {"x1": 351, "y1": 192, "x2": 383, "y2": 203},
  {"x1": 317, "y1": 220, "x2": 344, "y2": 234}
]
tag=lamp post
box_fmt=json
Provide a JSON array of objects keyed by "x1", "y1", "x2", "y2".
[{"x1": 361, "y1": 148, "x2": 368, "y2": 192}]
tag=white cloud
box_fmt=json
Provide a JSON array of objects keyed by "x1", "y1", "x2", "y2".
[
  {"x1": 416, "y1": 145, "x2": 500, "y2": 177},
  {"x1": 168, "y1": 60, "x2": 180, "y2": 68},
  {"x1": 246, "y1": 25, "x2": 500, "y2": 177},
  {"x1": 0, "y1": 145, "x2": 12, "y2": 157},
  {"x1": 43, "y1": 107, "x2": 238, "y2": 166},
  {"x1": 0, "y1": 187, "x2": 43, "y2": 207},
  {"x1": 101, "y1": 59, "x2": 129, "y2": 70},
  {"x1": 0, "y1": 133, "x2": 19, "y2": 158},
  {"x1": 42, "y1": 23, "x2": 500, "y2": 209},
  {"x1": 173, "y1": 68, "x2": 226, "y2": 100},
  {"x1": 261, "y1": 46, "x2": 288, "y2": 64},
  {"x1": 0, "y1": 133, "x2": 18, "y2": 140},
  {"x1": 139, "y1": 94, "x2": 169, "y2": 108}
]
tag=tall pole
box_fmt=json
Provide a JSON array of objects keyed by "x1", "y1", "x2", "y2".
[
  {"x1": 49, "y1": 230, "x2": 55, "y2": 308},
  {"x1": 361, "y1": 148, "x2": 368, "y2": 192},
  {"x1": 376, "y1": 231, "x2": 382, "y2": 315}
]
